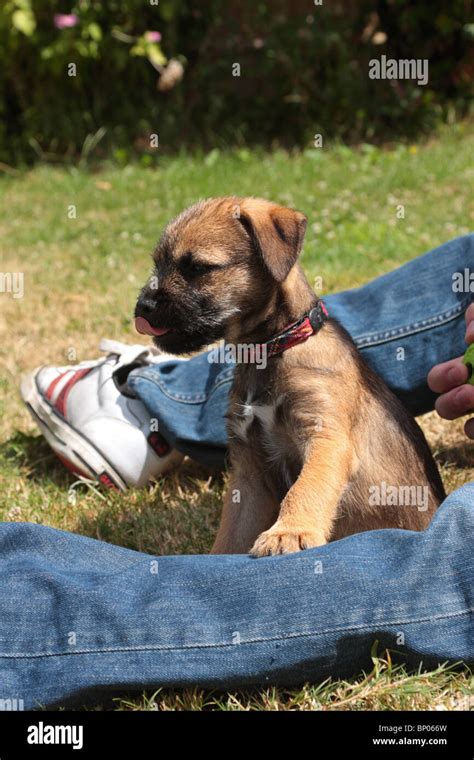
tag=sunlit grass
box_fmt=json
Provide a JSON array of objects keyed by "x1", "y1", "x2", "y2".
[{"x1": 1, "y1": 122, "x2": 473, "y2": 709}]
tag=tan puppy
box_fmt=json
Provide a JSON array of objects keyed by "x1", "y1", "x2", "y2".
[{"x1": 135, "y1": 197, "x2": 445, "y2": 556}]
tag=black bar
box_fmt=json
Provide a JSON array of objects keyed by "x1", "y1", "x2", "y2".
[{"x1": 0, "y1": 709, "x2": 471, "y2": 757}]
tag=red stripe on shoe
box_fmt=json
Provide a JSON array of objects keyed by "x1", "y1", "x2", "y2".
[
  {"x1": 54, "y1": 368, "x2": 92, "y2": 417},
  {"x1": 55, "y1": 452, "x2": 90, "y2": 480},
  {"x1": 98, "y1": 472, "x2": 120, "y2": 491},
  {"x1": 56, "y1": 455, "x2": 119, "y2": 491},
  {"x1": 148, "y1": 431, "x2": 171, "y2": 457},
  {"x1": 45, "y1": 371, "x2": 69, "y2": 401}
]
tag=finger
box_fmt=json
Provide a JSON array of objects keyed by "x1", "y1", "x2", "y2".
[
  {"x1": 427, "y1": 357, "x2": 468, "y2": 394},
  {"x1": 466, "y1": 309, "x2": 474, "y2": 344},
  {"x1": 465, "y1": 418, "x2": 474, "y2": 440},
  {"x1": 435, "y1": 384, "x2": 474, "y2": 420},
  {"x1": 464, "y1": 302, "x2": 474, "y2": 328}
]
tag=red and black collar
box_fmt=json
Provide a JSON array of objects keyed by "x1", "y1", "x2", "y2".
[{"x1": 259, "y1": 301, "x2": 329, "y2": 358}]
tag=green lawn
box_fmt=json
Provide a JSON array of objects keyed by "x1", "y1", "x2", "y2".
[{"x1": 0, "y1": 123, "x2": 473, "y2": 710}]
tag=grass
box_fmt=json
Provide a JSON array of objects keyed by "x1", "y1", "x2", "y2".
[
  {"x1": 0, "y1": 122, "x2": 473, "y2": 710},
  {"x1": 113, "y1": 657, "x2": 473, "y2": 712}
]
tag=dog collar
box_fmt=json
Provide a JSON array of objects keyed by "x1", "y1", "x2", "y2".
[{"x1": 261, "y1": 301, "x2": 329, "y2": 358}]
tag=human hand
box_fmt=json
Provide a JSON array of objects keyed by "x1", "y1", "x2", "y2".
[{"x1": 427, "y1": 303, "x2": 474, "y2": 440}]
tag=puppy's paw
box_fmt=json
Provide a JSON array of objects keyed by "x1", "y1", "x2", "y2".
[{"x1": 250, "y1": 525, "x2": 326, "y2": 557}]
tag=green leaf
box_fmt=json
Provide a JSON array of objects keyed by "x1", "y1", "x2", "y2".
[
  {"x1": 13, "y1": 0, "x2": 33, "y2": 11},
  {"x1": 130, "y1": 43, "x2": 146, "y2": 57},
  {"x1": 87, "y1": 22, "x2": 102, "y2": 42},
  {"x1": 147, "y1": 43, "x2": 166, "y2": 67},
  {"x1": 12, "y1": 8, "x2": 36, "y2": 36}
]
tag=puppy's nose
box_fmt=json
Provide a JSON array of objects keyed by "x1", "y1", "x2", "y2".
[{"x1": 134, "y1": 295, "x2": 156, "y2": 319}]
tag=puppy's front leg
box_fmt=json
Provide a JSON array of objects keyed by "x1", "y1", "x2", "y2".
[
  {"x1": 250, "y1": 434, "x2": 353, "y2": 557},
  {"x1": 211, "y1": 462, "x2": 280, "y2": 554}
]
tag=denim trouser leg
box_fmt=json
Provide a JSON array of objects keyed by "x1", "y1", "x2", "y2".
[
  {"x1": 128, "y1": 235, "x2": 474, "y2": 468},
  {"x1": 0, "y1": 484, "x2": 472, "y2": 708}
]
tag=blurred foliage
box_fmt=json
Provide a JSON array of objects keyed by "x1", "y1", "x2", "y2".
[{"x1": 0, "y1": 0, "x2": 472, "y2": 164}]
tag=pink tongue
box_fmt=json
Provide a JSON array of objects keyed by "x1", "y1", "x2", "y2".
[{"x1": 135, "y1": 317, "x2": 170, "y2": 337}]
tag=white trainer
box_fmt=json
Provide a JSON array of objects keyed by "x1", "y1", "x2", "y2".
[{"x1": 20, "y1": 339, "x2": 185, "y2": 490}]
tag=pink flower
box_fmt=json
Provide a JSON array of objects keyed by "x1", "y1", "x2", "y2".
[
  {"x1": 54, "y1": 14, "x2": 79, "y2": 29},
  {"x1": 145, "y1": 31, "x2": 162, "y2": 43}
]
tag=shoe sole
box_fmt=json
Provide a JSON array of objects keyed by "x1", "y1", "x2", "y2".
[{"x1": 20, "y1": 370, "x2": 128, "y2": 491}]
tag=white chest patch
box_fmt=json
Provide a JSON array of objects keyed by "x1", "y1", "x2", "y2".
[
  {"x1": 232, "y1": 401, "x2": 255, "y2": 440},
  {"x1": 231, "y1": 395, "x2": 295, "y2": 489},
  {"x1": 232, "y1": 397, "x2": 278, "y2": 445}
]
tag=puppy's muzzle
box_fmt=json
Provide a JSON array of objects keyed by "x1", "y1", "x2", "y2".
[{"x1": 134, "y1": 292, "x2": 172, "y2": 337}]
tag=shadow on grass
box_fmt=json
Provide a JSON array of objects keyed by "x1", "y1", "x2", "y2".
[
  {"x1": 436, "y1": 443, "x2": 474, "y2": 469},
  {"x1": 0, "y1": 430, "x2": 73, "y2": 488},
  {"x1": 1, "y1": 432, "x2": 223, "y2": 555},
  {"x1": 74, "y1": 469, "x2": 222, "y2": 555},
  {"x1": 69, "y1": 458, "x2": 224, "y2": 556}
]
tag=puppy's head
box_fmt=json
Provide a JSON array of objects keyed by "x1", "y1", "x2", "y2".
[{"x1": 134, "y1": 197, "x2": 307, "y2": 353}]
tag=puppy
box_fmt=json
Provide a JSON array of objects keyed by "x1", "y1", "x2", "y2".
[{"x1": 135, "y1": 197, "x2": 445, "y2": 556}]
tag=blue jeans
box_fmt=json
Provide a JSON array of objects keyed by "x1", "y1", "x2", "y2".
[{"x1": 1, "y1": 236, "x2": 473, "y2": 709}]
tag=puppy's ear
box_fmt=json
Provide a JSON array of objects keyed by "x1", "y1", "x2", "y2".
[{"x1": 237, "y1": 200, "x2": 307, "y2": 282}]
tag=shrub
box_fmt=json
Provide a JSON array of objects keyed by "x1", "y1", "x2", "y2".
[{"x1": 0, "y1": 0, "x2": 472, "y2": 164}]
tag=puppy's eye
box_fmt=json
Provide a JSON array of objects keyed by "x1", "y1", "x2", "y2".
[{"x1": 179, "y1": 254, "x2": 217, "y2": 279}]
